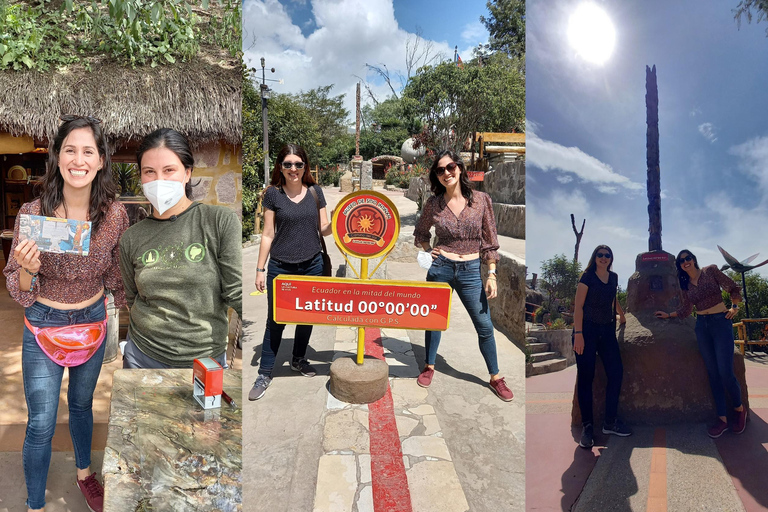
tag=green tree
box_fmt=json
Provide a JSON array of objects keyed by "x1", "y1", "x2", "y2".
[
  {"x1": 734, "y1": 0, "x2": 768, "y2": 36},
  {"x1": 724, "y1": 270, "x2": 768, "y2": 322},
  {"x1": 480, "y1": 0, "x2": 525, "y2": 59},
  {"x1": 402, "y1": 54, "x2": 525, "y2": 152},
  {"x1": 540, "y1": 254, "x2": 582, "y2": 313}
]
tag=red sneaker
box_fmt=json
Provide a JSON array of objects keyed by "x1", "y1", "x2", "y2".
[
  {"x1": 76, "y1": 472, "x2": 104, "y2": 512},
  {"x1": 490, "y1": 377, "x2": 514, "y2": 402},
  {"x1": 707, "y1": 419, "x2": 729, "y2": 439},
  {"x1": 417, "y1": 367, "x2": 435, "y2": 388},
  {"x1": 733, "y1": 408, "x2": 748, "y2": 434}
]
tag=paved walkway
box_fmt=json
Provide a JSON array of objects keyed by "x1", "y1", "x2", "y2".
[
  {"x1": 526, "y1": 355, "x2": 768, "y2": 511},
  {"x1": 242, "y1": 186, "x2": 526, "y2": 511}
]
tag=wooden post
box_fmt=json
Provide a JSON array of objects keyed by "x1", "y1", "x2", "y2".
[{"x1": 646, "y1": 65, "x2": 662, "y2": 251}]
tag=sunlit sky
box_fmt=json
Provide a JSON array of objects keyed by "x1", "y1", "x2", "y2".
[
  {"x1": 242, "y1": 0, "x2": 490, "y2": 121},
  {"x1": 527, "y1": 0, "x2": 768, "y2": 286}
]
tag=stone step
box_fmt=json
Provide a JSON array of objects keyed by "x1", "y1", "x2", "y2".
[
  {"x1": 525, "y1": 336, "x2": 539, "y2": 344},
  {"x1": 530, "y1": 351, "x2": 559, "y2": 363},
  {"x1": 528, "y1": 357, "x2": 567, "y2": 377},
  {"x1": 527, "y1": 342, "x2": 551, "y2": 354}
]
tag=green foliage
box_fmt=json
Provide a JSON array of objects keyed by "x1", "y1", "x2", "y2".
[
  {"x1": 540, "y1": 254, "x2": 582, "y2": 313},
  {"x1": 481, "y1": 0, "x2": 525, "y2": 59},
  {"x1": 734, "y1": 0, "x2": 768, "y2": 36},
  {"x1": 402, "y1": 54, "x2": 525, "y2": 153},
  {"x1": 319, "y1": 168, "x2": 343, "y2": 187},
  {"x1": 242, "y1": 72, "x2": 265, "y2": 239},
  {"x1": 549, "y1": 318, "x2": 567, "y2": 330},
  {"x1": 0, "y1": 0, "x2": 241, "y2": 71},
  {"x1": 112, "y1": 162, "x2": 141, "y2": 196},
  {"x1": 385, "y1": 163, "x2": 427, "y2": 189},
  {"x1": 359, "y1": 126, "x2": 410, "y2": 160},
  {"x1": 617, "y1": 285, "x2": 627, "y2": 312},
  {"x1": 724, "y1": 270, "x2": 768, "y2": 322}
]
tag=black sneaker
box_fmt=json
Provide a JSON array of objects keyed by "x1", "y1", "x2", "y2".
[
  {"x1": 290, "y1": 358, "x2": 317, "y2": 377},
  {"x1": 603, "y1": 419, "x2": 632, "y2": 437},
  {"x1": 579, "y1": 423, "x2": 594, "y2": 449}
]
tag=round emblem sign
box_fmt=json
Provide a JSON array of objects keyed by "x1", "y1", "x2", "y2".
[{"x1": 332, "y1": 191, "x2": 400, "y2": 259}]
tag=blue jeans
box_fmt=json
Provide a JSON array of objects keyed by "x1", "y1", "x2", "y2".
[
  {"x1": 258, "y1": 253, "x2": 323, "y2": 376},
  {"x1": 122, "y1": 335, "x2": 228, "y2": 369},
  {"x1": 424, "y1": 255, "x2": 499, "y2": 375},
  {"x1": 695, "y1": 312, "x2": 742, "y2": 417},
  {"x1": 574, "y1": 319, "x2": 623, "y2": 426},
  {"x1": 22, "y1": 299, "x2": 107, "y2": 510}
]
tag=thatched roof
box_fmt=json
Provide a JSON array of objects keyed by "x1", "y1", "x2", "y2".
[{"x1": 0, "y1": 56, "x2": 241, "y2": 147}]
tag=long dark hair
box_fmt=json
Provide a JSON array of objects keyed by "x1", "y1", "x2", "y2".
[
  {"x1": 584, "y1": 244, "x2": 614, "y2": 275},
  {"x1": 39, "y1": 117, "x2": 116, "y2": 232},
  {"x1": 429, "y1": 150, "x2": 474, "y2": 206},
  {"x1": 270, "y1": 144, "x2": 316, "y2": 188},
  {"x1": 136, "y1": 128, "x2": 195, "y2": 199},
  {"x1": 675, "y1": 249, "x2": 700, "y2": 291}
]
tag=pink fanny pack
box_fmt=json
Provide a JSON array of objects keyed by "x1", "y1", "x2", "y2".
[{"x1": 25, "y1": 299, "x2": 107, "y2": 367}]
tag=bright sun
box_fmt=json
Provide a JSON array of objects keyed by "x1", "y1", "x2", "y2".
[{"x1": 567, "y1": 3, "x2": 616, "y2": 65}]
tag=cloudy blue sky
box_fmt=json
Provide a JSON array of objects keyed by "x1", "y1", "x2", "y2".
[
  {"x1": 527, "y1": 0, "x2": 768, "y2": 287},
  {"x1": 242, "y1": 0, "x2": 490, "y2": 120}
]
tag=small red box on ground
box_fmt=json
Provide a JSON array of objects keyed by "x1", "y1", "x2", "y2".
[{"x1": 193, "y1": 357, "x2": 223, "y2": 409}]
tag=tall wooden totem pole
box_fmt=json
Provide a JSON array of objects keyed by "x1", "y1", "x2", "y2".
[{"x1": 646, "y1": 65, "x2": 662, "y2": 251}]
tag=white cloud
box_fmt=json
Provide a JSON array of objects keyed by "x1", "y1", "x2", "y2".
[
  {"x1": 556, "y1": 175, "x2": 573, "y2": 183},
  {"x1": 242, "y1": 0, "x2": 453, "y2": 121},
  {"x1": 690, "y1": 106, "x2": 702, "y2": 117},
  {"x1": 460, "y1": 20, "x2": 488, "y2": 44},
  {"x1": 526, "y1": 128, "x2": 644, "y2": 192},
  {"x1": 730, "y1": 135, "x2": 768, "y2": 196},
  {"x1": 698, "y1": 122, "x2": 717, "y2": 143}
]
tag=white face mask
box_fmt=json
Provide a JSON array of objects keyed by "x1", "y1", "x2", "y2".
[{"x1": 142, "y1": 180, "x2": 186, "y2": 215}]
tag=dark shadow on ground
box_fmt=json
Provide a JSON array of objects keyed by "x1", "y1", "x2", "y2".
[{"x1": 716, "y1": 409, "x2": 768, "y2": 510}]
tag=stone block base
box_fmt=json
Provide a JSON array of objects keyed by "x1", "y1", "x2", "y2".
[{"x1": 330, "y1": 357, "x2": 389, "y2": 404}]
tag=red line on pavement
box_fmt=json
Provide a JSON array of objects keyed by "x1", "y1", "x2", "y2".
[{"x1": 366, "y1": 328, "x2": 413, "y2": 512}]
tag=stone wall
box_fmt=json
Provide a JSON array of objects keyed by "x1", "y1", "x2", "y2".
[
  {"x1": 529, "y1": 329, "x2": 575, "y2": 366},
  {"x1": 476, "y1": 160, "x2": 525, "y2": 205},
  {"x1": 190, "y1": 141, "x2": 242, "y2": 217},
  {"x1": 490, "y1": 250, "x2": 526, "y2": 348}
]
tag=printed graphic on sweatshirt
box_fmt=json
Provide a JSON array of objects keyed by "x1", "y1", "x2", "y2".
[{"x1": 138, "y1": 239, "x2": 208, "y2": 270}]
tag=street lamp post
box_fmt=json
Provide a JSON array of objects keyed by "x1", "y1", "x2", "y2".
[{"x1": 260, "y1": 57, "x2": 275, "y2": 188}]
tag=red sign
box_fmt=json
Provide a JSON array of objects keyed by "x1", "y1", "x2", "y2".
[
  {"x1": 332, "y1": 191, "x2": 399, "y2": 259},
  {"x1": 641, "y1": 252, "x2": 670, "y2": 262},
  {"x1": 273, "y1": 276, "x2": 452, "y2": 331},
  {"x1": 467, "y1": 170, "x2": 485, "y2": 181}
]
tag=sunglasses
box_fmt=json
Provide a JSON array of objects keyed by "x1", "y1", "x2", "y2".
[
  {"x1": 59, "y1": 114, "x2": 102, "y2": 124},
  {"x1": 282, "y1": 161, "x2": 305, "y2": 170},
  {"x1": 678, "y1": 255, "x2": 694, "y2": 263},
  {"x1": 435, "y1": 162, "x2": 459, "y2": 176},
  {"x1": 596, "y1": 252, "x2": 612, "y2": 259}
]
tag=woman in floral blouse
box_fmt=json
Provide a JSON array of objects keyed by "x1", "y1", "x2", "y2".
[{"x1": 413, "y1": 149, "x2": 513, "y2": 401}]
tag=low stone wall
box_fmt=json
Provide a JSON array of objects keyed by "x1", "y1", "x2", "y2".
[
  {"x1": 405, "y1": 175, "x2": 430, "y2": 205},
  {"x1": 529, "y1": 329, "x2": 575, "y2": 366},
  {"x1": 494, "y1": 203, "x2": 525, "y2": 239},
  {"x1": 490, "y1": 250, "x2": 526, "y2": 349},
  {"x1": 476, "y1": 160, "x2": 525, "y2": 205},
  {"x1": 191, "y1": 141, "x2": 242, "y2": 217}
]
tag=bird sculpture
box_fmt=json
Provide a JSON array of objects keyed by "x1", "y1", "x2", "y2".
[{"x1": 717, "y1": 245, "x2": 768, "y2": 319}]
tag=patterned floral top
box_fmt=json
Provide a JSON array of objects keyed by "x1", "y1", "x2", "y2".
[
  {"x1": 3, "y1": 199, "x2": 129, "y2": 308},
  {"x1": 675, "y1": 265, "x2": 741, "y2": 318},
  {"x1": 414, "y1": 191, "x2": 500, "y2": 264}
]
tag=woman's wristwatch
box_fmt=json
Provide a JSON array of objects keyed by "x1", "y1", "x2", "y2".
[
  {"x1": 731, "y1": 304, "x2": 739, "y2": 310},
  {"x1": 256, "y1": 267, "x2": 266, "y2": 273}
]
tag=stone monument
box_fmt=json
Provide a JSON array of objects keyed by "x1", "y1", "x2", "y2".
[{"x1": 571, "y1": 65, "x2": 749, "y2": 425}]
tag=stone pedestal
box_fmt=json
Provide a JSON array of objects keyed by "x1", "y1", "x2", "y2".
[
  {"x1": 360, "y1": 160, "x2": 373, "y2": 190},
  {"x1": 339, "y1": 170, "x2": 354, "y2": 193},
  {"x1": 329, "y1": 356, "x2": 389, "y2": 404},
  {"x1": 350, "y1": 156, "x2": 363, "y2": 192},
  {"x1": 571, "y1": 251, "x2": 750, "y2": 425}
]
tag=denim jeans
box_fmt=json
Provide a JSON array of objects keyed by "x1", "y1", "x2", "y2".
[
  {"x1": 574, "y1": 319, "x2": 623, "y2": 426},
  {"x1": 22, "y1": 299, "x2": 106, "y2": 510},
  {"x1": 258, "y1": 252, "x2": 324, "y2": 376},
  {"x1": 695, "y1": 312, "x2": 742, "y2": 417},
  {"x1": 424, "y1": 255, "x2": 499, "y2": 375}
]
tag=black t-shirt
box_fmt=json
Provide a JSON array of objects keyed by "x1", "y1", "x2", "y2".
[
  {"x1": 579, "y1": 270, "x2": 618, "y2": 324},
  {"x1": 263, "y1": 185, "x2": 325, "y2": 264}
]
